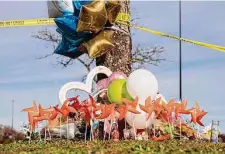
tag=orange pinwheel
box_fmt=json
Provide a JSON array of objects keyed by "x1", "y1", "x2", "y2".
[
  {"x1": 96, "y1": 104, "x2": 115, "y2": 120},
  {"x1": 174, "y1": 99, "x2": 190, "y2": 119},
  {"x1": 190, "y1": 102, "x2": 207, "y2": 126},
  {"x1": 116, "y1": 104, "x2": 128, "y2": 121},
  {"x1": 22, "y1": 100, "x2": 38, "y2": 112},
  {"x1": 122, "y1": 97, "x2": 141, "y2": 114},
  {"x1": 54, "y1": 99, "x2": 76, "y2": 118},
  {"x1": 28, "y1": 111, "x2": 39, "y2": 131},
  {"x1": 49, "y1": 105, "x2": 60, "y2": 120},
  {"x1": 153, "y1": 97, "x2": 163, "y2": 117},
  {"x1": 38, "y1": 104, "x2": 54, "y2": 116},
  {"x1": 85, "y1": 95, "x2": 97, "y2": 108},
  {"x1": 139, "y1": 96, "x2": 155, "y2": 120},
  {"x1": 69, "y1": 96, "x2": 83, "y2": 111},
  {"x1": 79, "y1": 106, "x2": 92, "y2": 125}
]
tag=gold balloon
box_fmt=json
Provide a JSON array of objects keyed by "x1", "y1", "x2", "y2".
[
  {"x1": 83, "y1": 30, "x2": 115, "y2": 58},
  {"x1": 77, "y1": 0, "x2": 107, "y2": 33},
  {"x1": 106, "y1": 1, "x2": 121, "y2": 24}
]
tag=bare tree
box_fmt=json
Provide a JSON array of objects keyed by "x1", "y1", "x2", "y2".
[{"x1": 32, "y1": 29, "x2": 165, "y2": 78}]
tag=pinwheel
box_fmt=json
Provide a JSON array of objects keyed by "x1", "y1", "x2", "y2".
[
  {"x1": 21, "y1": 100, "x2": 38, "y2": 112},
  {"x1": 96, "y1": 104, "x2": 115, "y2": 121},
  {"x1": 54, "y1": 99, "x2": 76, "y2": 118},
  {"x1": 28, "y1": 111, "x2": 39, "y2": 131},
  {"x1": 153, "y1": 97, "x2": 164, "y2": 118},
  {"x1": 189, "y1": 102, "x2": 207, "y2": 126},
  {"x1": 116, "y1": 104, "x2": 128, "y2": 121},
  {"x1": 22, "y1": 101, "x2": 39, "y2": 131},
  {"x1": 122, "y1": 97, "x2": 141, "y2": 114},
  {"x1": 139, "y1": 96, "x2": 155, "y2": 120},
  {"x1": 174, "y1": 99, "x2": 190, "y2": 119}
]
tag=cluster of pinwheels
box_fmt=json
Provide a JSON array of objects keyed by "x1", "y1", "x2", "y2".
[
  {"x1": 139, "y1": 97, "x2": 207, "y2": 126},
  {"x1": 53, "y1": 0, "x2": 121, "y2": 59},
  {"x1": 22, "y1": 94, "x2": 207, "y2": 139}
]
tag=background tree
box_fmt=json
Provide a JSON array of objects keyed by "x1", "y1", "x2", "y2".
[{"x1": 33, "y1": 0, "x2": 165, "y2": 139}]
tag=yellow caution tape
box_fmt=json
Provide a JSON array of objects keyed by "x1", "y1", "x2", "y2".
[
  {"x1": 117, "y1": 21, "x2": 225, "y2": 53},
  {"x1": 0, "y1": 18, "x2": 55, "y2": 27},
  {"x1": 0, "y1": 14, "x2": 224, "y2": 53},
  {"x1": 0, "y1": 13, "x2": 130, "y2": 28}
]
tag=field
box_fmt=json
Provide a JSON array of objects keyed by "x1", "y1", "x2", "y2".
[{"x1": 1, "y1": 139, "x2": 225, "y2": 154}]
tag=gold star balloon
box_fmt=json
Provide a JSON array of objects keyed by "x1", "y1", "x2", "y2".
[
  {"x1": 106, "y1": 0, "x2": 121, "y2": 24},
  {"x1": 82, "y1": 30, "x2": 115, "y2": 58},
  {"x1": 77, "y1": 0, "x2": 107, "y2": 33}
]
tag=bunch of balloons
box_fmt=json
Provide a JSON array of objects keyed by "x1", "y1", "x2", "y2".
[
  {"x1": 52, "y1": 0, "x2": 122, "y2": 59},
  {"x1": 97, "y1": 69, "x2": 159, "y2": 129}
]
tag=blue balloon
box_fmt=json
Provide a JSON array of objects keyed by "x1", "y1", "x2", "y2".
[
  {"x1": 54, "y1": 14, "x2": 78, "y2": 36},
  {"x1": 73, "y1": 0, "x2": 92, "y2": 10},
  {"x1": 54, "y1": 34, "x2": 84, "y2": 59}
]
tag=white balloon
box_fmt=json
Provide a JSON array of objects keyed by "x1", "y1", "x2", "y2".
[
  {"x1": 125, "y1": 102, "x2": 156, "y2": 129},
  {"x1": 51, "y1": 0, "x2": 74, "y2": 14},
  {"x1": 126, "y1": 69, "x2": 158, "y2": 105}
]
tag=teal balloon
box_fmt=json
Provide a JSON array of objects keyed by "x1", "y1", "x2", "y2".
[{"x1": 107, "y1": 79, "x2": 133, "y2": 104}]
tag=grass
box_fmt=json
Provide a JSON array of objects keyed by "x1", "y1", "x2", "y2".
[{"x1": 0, "y1": 139, "x2": 225, "y2": 154}]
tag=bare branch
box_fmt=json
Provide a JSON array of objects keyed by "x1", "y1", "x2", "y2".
[
  {"x1": 32, "y1": 29, "x2": 60, "y2": 44},
  {"x1": 131, "y1": 45, "x2": 166, "y2": 69},
  {"x1": 35, "y1": 53, "x2": 54, "y2": 60}
]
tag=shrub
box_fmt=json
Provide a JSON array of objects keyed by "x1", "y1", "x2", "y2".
[{"x1": 0, "y1": 125, "x2": 25, "y2": 144}]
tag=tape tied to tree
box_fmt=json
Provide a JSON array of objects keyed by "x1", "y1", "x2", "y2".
[{"x1": 1, "y1": 14, "x2": 225, "y2": 53}]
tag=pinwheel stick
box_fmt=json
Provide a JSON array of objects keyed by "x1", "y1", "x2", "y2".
[{"x1": 85, "y1": 124, "x2": 87, "y2": 142}]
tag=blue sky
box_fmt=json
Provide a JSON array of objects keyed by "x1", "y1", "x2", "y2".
[{"x1": 0, "y1": 1, "x2": 225, "y2": 132}]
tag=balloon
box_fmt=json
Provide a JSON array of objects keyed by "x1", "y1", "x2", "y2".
[
  {"x1": 54, "y1": 34, "x2": 85, "y2": 59},
  {"x1": 83, "y1": 30, "x2": 115, "y2": 58},
  {"x1": 125, "y1": 105, "x2": 155, "y2": 129},
  {"x1": 108, "y1": 71, "x2": 127, "y2": 84},
  {"x1": 73, "y1": 0, "x2": 92, "y2": 10},
  {"x1": 126, "y1": 69, "x2": 158, "y2": 105},
  {"x1": 106, "y1": 0, "x2": 121, "y2": 24},
  {"x1": 54, "y1": 14, "x2": 78, "y2": 35},
  {"x1": 97, "y1": 71, "x2": 127, "y2": 89},
  {"x1": 76, "y1": 0, "x2": 107, "y2": 33},
  {"x1": 51, "y1": 0, "x2": 74, "y2": 14},
  {"x1": 107, "y1": 79, "x2": 132, "y2": 104}
]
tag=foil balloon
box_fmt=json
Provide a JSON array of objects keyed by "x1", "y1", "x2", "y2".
[
  {"x1": 54, "y1": 34, "x2": 85, "y2": 59},
  {"x1": 51, "y1": 0, "x2": 74, "y2": 14},
  {"x1": 54, "y1": 14, "x2": 78, "y2": 35},
  {"x1": 77, "y1": 0, "x2": 107, "y2": 33},
  {"x1": 83, "y1": 30, "x2": 114, "y2": 58},
  {"x1": 73, "y1": 0, "x2": 92, "y2": 10},
  {"x1": 106, "y1": 0, "x2": 121, "y2": 24}
]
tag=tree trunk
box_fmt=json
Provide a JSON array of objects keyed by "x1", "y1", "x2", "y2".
[{"x1": 96, "y1": 0, "x2": 132, "y2": 140}]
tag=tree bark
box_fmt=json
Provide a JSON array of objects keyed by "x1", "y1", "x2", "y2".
[{"x1": 96, "y1": 0, "x2": 132, "y2": 140}]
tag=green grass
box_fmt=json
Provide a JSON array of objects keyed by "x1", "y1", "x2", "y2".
[{"x1": 0, "y1": 139, "x2": 225, "y2": 154}]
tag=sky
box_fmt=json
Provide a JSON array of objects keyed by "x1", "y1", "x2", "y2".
[{"x1": 0, "y1": 1, "x2": 225, "y2": 133}]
